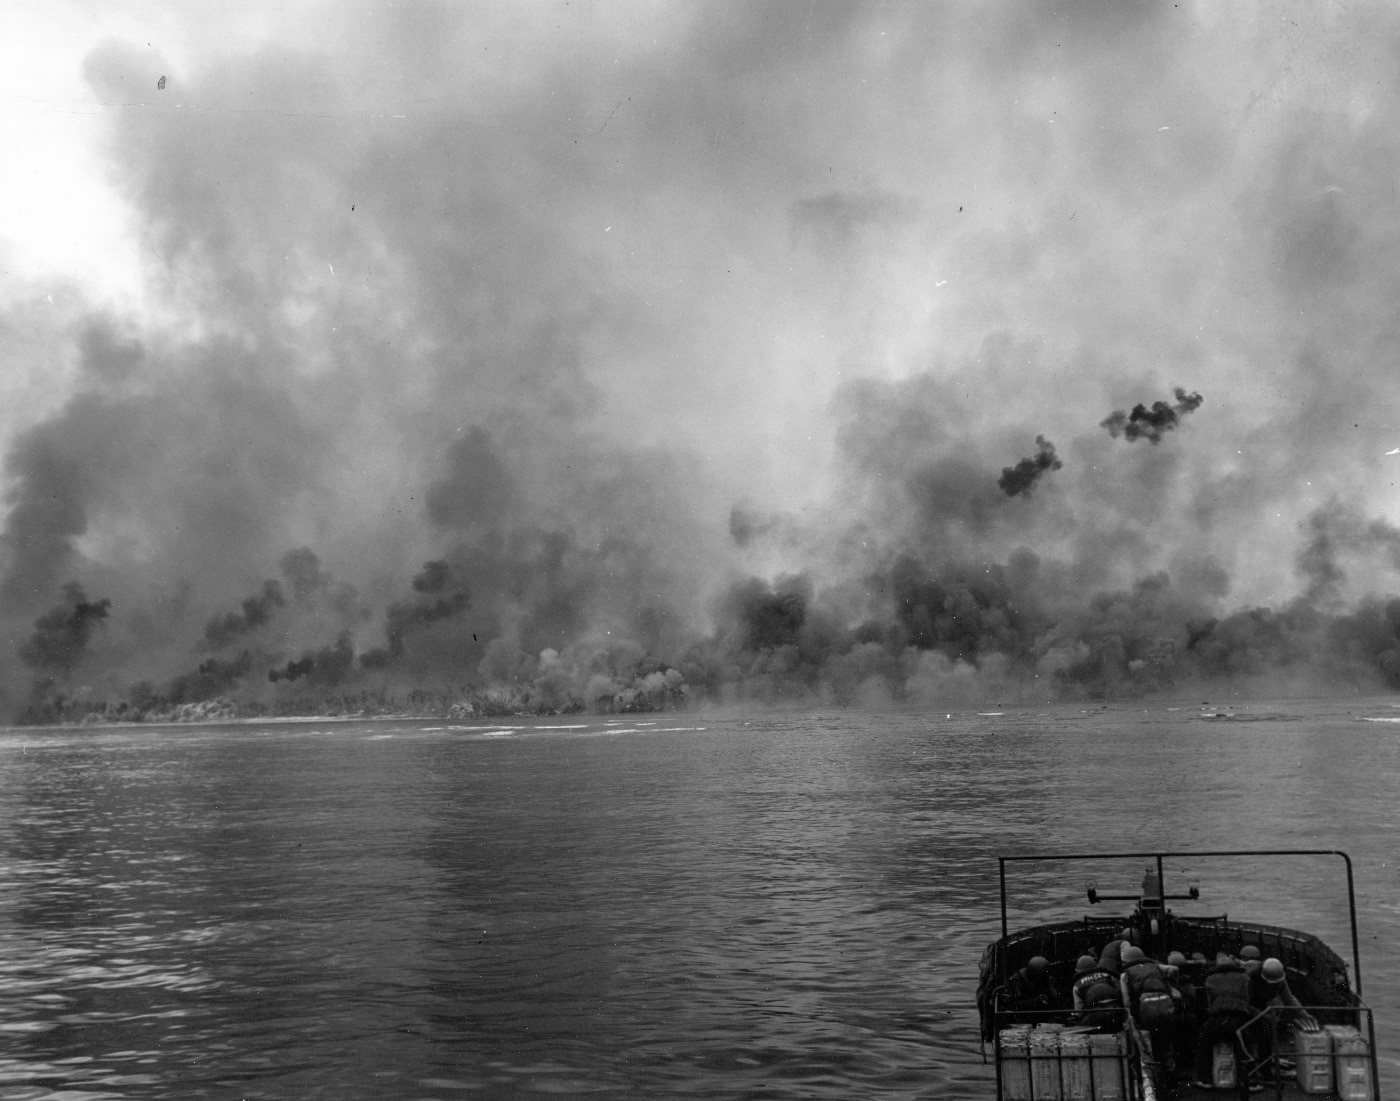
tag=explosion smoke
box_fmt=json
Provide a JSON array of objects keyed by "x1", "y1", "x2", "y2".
[
  {"x1": 359, "y1": 560, "x2": 470, "y2": 669},
  {"x1": 1101, "y1": 388, "x2": 1205, "y2": 444},
  {"x1": 998, "y1": 436, "x2": 1062, "y2": 498},
  {"x1": 203, "y1": 580, "x2": 285, "y2": 649},
  {"x1": 4, "y1": 9, "x2": 1400, "y2": 720},
  {"x1": 269, "y1": 632, "x2": 355, "y2": 686},
  {"x1": 19, "y1": 582, "x2": 111, "y2": 674}
]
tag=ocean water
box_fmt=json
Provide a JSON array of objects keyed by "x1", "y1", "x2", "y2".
[{"x1": 0, "y1": 698, "x2": 1394, "y2": 1099}]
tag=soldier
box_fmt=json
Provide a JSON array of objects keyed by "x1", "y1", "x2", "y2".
[
  {"x1": 1004, "y1": 955, "x2": 1059, "y2": 1020},
  {"x1": 1193, "y1": 953, "x2": 1253, "y2": 1097},
  {"x1": 1071, "y1": 954, "x2": 1123, "y2": 1031},
  {"x1": 1120, "y1": 946, "x2": 1179, "y2": 1083}
]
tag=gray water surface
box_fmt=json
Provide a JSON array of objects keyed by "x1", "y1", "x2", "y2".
[{"x1": 0, "y1": 700, "x2": 1394, "y2": 1098}]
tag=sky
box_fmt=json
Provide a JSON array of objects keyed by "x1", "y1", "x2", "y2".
[{"x1": 3, "y1": 0, "x2": 1400, "y2": 716}]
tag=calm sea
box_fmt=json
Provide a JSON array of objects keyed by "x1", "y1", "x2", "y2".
[{"x1": 0, "y1": 699, "x2": 1394, "y2": 1099}]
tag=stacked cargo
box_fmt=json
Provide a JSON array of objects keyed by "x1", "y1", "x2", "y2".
[
  {"x1": 1029, "y1": 1024, "x2": 1064, "y2": 1100},
  {"x1": 1087, "y1": 1032, "x2": 1126, "y2": 1101},
  {"x1": 998, "y1": 1024, "x2": 1127, "y2": 1101},
  {"x1": 1057, "y1": 1030, "x2": 1091, "y2": 1101},
  {"x1": 1325, "y1": 1025, "x2": 1373, "y2": 1101},
  {"x1": 1294, "y1": 1027, "x2": 1332, "y2": 1094},
  {"x1": 998, "y1": 1026, "x2": 1033, "y2": 1101}
]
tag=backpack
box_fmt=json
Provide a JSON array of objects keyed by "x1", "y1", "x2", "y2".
[
  {"x1": 1137, "y1": 990, "x2": 1177, "y2": 1027},
  {"x1": 1128, "y1": 963, "x2": 1176, "y2": 1027}
]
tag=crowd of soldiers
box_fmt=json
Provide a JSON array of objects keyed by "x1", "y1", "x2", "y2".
[{"x1": 1002, "y1": 932, "x2": 1317, "y2": 1094}]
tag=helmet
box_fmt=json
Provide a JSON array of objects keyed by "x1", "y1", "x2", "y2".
[
  {"x1": 1076, "y1": 954, "x2": 1098, "y2": 973},
  {"x1": 1121, "y1": 945, "x2": 1146, "y2": 964},
  {"x1": 1028, "y1": 956, "x2": 1050, "y2": 974},
  {"x1": 1167, "y1": 951, "x2": 1187, "y2": 967},
  {"x1": 1239, "y1": 945, "x2": 1262, "y2": 961},
  {"x1": 1262, "y1": 958, "x2": 1286, "y2": 984}
]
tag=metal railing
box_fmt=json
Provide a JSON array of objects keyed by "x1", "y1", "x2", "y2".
[{"x1": 1231, "y1": 1002, "x2": 1379, "y2": 1101}]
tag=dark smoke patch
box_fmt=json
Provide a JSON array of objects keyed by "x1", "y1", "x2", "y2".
[
  {"x1": 998, "y1": 435, "x2": 1062, "y2": 497},
  {"x1": 726, "y1": 575, "x2": 811, "y2": 651},
  {"x1": 412, "y1": 559, "x2": 451, "y2": 594},
  {"x1": 167, "y1": 650, "x2": 253, "y2": 704},
  {"x1": 268, "y1": 632, "x2": 355, "y2": 687},
  {"x1": 360, "y1": 560, "x2": 470, "y2": 668},
  {"x1": 1296, "y1": 500, "x2": 1400, "y2": 606},
  {"x1": 887, "y1": 556, "x2": 1041, "y2": 666},
  {"x1": 0, "y1": 419, "x2": 92, "y2": 611},
  {"x1": 1328, "y1": 598, "x2": 1400, "y2": 688},
  {"x1": 18, "y1": 582, "x2": 111, "y2": 674},
  {"x1": 425, "y1": 427, "x2": 516, "y2": 531},
  {"x1": 202, "y1": 580, "x2": 285, "y2": 649},
  {"x1": 279, "y1": 547, "x2": 331, "y2": 600},
  {"x1": 907, "y1": 457, "x2": 1008, "y2": 537},
  {"x1": 1101, "y1": 387, "x2": 1204, "y2": 444}
]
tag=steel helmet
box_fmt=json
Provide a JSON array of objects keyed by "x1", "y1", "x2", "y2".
[
  {"x1": 1121, "y1": 945, "x2": 1146, "y2": 964},
  {"x1": 1076, "y1": 954, "x2": 1098, "y2": 973},
  {"x1": 1239, "y1": 945, "x2": 1262, "y2": 961},
  {"x1": 1028, "y1": 956, "x2": 1050, "y2": 974},
  {"x1": 1262, "y1": 958, "x2": 1286, "y2": 984},
  {"x1": 1167, "y1": 951, "x2": 1187, "y2": 967}
]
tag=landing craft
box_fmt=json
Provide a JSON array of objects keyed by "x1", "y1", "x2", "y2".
[{"x1": 977, "y1": 850, "x2": 1379, "y2": 1099}]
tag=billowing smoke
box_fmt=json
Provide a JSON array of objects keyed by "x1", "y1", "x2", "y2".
[
  {"x1": 269, "y1": 632, "x2": 355, "y2": 687},
  {"x1": 998, "y1": 436, "x2": 1062, "y2": 498},
  {"x1": 1102, "y1": 389, "x2": 1205, "y2": 444},
  {"x1": 6, "y1": 7, "x2": 1400, "y2": 721},
  {"x1": 19, "y1": 583, "x2": 111, "y2": 674},
  {"x1": 279, "y1": 548, "x2": 331, "y2": 601},
  {"x1": 359, "y1": 561, "x2": 470, "y2": 669},
  {"x1": 203, "y1": 580, "x2": 285, "y2": 649}
]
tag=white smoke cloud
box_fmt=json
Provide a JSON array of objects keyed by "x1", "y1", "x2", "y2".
[{"x1": 4, "y1": 2, "x2": 1400, "y2": 713}]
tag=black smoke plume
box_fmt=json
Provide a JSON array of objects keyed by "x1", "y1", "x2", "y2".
[
  {"x1": 19, "y1": 582, "x2": 111, "y2": 674},
  {"x1": 269, "y1": 632, "x2": 355, "y2": 687},
  {"x1": 10, "y1": 10, "x2": 1400, "y2": 719},
  {"x1": 166, "y1": 651, "x2": 253, "y2": 704},
  {"x1": 998, "y1": 436, "x2": 1062, "y2": 497},
  {"x1": 1101, "y1": 388, "x2": 1205, "y2": 444},
  {"x1": 202, "y1": 580, "x2": 285, "y2": 649},
  {"x1": 360, "y1": 561, "x2": 470, "y2": 669}
]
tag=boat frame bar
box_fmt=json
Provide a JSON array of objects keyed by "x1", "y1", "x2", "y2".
[{"x1": 997, "y1": 849, "x2": 1363, "y2": 998}]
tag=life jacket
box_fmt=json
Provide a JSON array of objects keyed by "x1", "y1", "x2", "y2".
[
  {"x1": 1123, "y1": 960, "x2": 1171, "y2": 1000},
  {"x1": 1073, "y1": 969, "x2": 1122, "y2": 1008},
  {"x1": 1204, "y1": 964, "x2": 1252, "y2": 1017},
  {"x1": 1073, "y1": 968, "x2": 1122, "y2": 1027}
]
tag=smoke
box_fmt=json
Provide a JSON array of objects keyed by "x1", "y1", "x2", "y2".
[
  {"x1": 359, "y1": 560, "x2": 470, "y2": 669},
  {"x1": 5, "y1": 6, "x2": 1400, "y2": 718},
  {"x1": 998, "y1": 436, "x2": 1062, "y2": 498},
  {"x1": 1101, "y1": 388, "x2": 1205, "y2": 445},
  {"x1": 279, "y1": 547, "x2": 331, "y2": 601},
  {"x1": 268, "y1": 632, "x2": 355, "y2": 687},
  {"x1": 202, "y1": 580, "x2": 285, "y2": 649},
  {"x1": 19, "y1": 582, "x2": 111, "y2": 674}
]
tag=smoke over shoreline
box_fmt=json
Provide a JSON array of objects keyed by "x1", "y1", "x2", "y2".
[{"x1": 5, "y1": 5, "x2": 1400, "y2": 719}]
